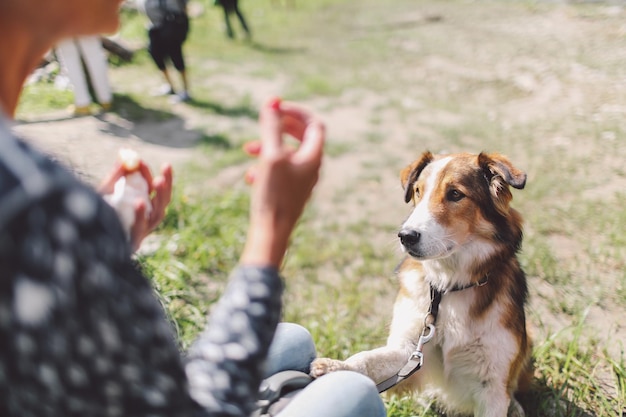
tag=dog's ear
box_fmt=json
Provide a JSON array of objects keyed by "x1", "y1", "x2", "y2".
[
  {"x1": 478, "y1": 152, "x2": 526, "y2": 214},
  {"x1": 400, "y1": 151, "x2": 434, "y2": 203}
]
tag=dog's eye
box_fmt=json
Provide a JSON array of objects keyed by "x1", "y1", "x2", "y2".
[{"x1": 446, "y1": 189, "x2": 465, "y2": 202}]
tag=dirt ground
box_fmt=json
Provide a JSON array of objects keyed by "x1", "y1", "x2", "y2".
[{"x1": 14, "y1": 0, "x2": 626, "y2": 368}]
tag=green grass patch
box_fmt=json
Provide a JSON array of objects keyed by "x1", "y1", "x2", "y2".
[
  {"x1": 139, "y1": 188, "x2": 250, "y2": 348},
  {"x1": 17, "y1": 82, "x2": 74, "y2": 115},
  {"x1": 528, "y1": 312, "x2": 626, "y2": 416}
]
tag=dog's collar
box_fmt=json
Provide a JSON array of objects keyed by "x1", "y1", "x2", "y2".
[
  {"x1": 426, "y1": 274, "x2": 489, "y2": 326},
  {"x1": 449, "y1": 274, "x2": 490, "y2": 293}
]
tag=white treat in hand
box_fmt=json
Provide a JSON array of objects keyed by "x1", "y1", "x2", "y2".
[
  {"x1": 104, "y1": 148, "x2": 152, "y2": 237},
  {"x1": 119, "y1": 147, "x2": 141, "y2": 171}
]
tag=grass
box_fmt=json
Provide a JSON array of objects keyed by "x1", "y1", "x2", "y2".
[
  {"x1": 529, "y1": 312, "x2": 626, "y2": 416},
  {"x1": 18, "y1": 82, "x2": 74, "y2": 115},
  {"x1": 17, "y1": 0, "x2": 626, "y2": 415},
  {"x1": 138, "y1": 188, "x2": 250, "y2": 348}
]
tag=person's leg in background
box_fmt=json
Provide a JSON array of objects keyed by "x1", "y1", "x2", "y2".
[
  {"x1": 148, "y1": 28, "x2": 176, "y2": 95},
  {"x1": 76, "y1": 35, "x2": 113, "y2": 111},
  {"x1": 168, "y1": 38, "x2": 190, "y2": 102},
  {"x1": 220, "y1": 0, "x2": 235, "y2": 39},
  {"x1": 232, "y1": 0, "x2": 251, "y2": 39},
  {"x1": 169, "y1": 16, "x2": 190, "y2": 102},
  {"x1": 56, "y1": 38, "x2": 93, "y2": 116}
]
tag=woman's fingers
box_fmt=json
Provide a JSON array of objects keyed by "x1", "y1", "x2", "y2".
[
  {"x1": 138, "y1": 161, "x2": 156, "y2": 194},
  {"x1": 129, "y1": 200, "x2": 148, "y2": 252},
  {"x1": 294, "y1": 120, "x2": 325, "y2": 165},
  {"x1": 100, "y1": 158, "x2": 157, "y2": 196},
  {"x1": 245, "y1": 166, "x2": 257, "y2": 184},
  {"x1": 128, "y1": 163, "x2": 173, "y2": 250},
  {"x1": 281, "y1": 115, "x2": 307, "y2": 141},
  {"x1": 278, "y1": 101, "x2": 319, "y2": 141},
  {"x1": 149, "y1": 164, "x2": 173, "y2": 228},
  {"x1": 246, "y1": 100, "x2": 320, "y2": 159},
  {"x1": 259, "y1": 97, "x2": 283, "y2": 156},
  {"x1": 158, "y1": 163, "x2": 173, "y2": 201},
  {"x1": 243, "y1": 140, "x2": 262, "y2": 156},
  {"x1": 279, "y1": 103, "x2": 325, "y2": 165},
  {"x1": 247, "y1": 99, "x2": 324, "y2": 184},
  {"x1": 98, "y1": 162, "x2": 125, "y2": 194}
]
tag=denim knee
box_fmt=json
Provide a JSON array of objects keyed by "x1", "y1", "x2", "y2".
[
  {"x1": 277, "y1": 371, "x2": 386, "y2": 417},
  {"x1": 265, "y1": 323, "x2": 317, "y2": 377}
]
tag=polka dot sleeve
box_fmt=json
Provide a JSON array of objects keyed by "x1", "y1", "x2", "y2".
[
  {"x1": 0, "y1": 186, "x2": 201, "y2": 417},
  {"x1": 185, "y1": 266, "x2": 284, "y2": 417},
  {"x1": 0, "y1": 129, "x2": 285, "y2": 417}
]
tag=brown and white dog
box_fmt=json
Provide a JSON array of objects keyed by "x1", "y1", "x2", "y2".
[{"x1": 311, "y1": 151, "x2": 532, "y2": 417}]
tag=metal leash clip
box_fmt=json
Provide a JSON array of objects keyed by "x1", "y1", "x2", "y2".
[
  {"x1": 416, "y1": 323, "x2": 435, "y2": 353},
  {"x1": 399, "y1": 323, "x2": 435, "y2": 377},
  {"x1": 376, "y1": 320, "x2": 437, "y2": 392}
]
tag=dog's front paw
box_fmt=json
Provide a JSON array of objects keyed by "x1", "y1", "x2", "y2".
[{"x1": 310, "y1": 358, "x2": 350, "y2": 378}]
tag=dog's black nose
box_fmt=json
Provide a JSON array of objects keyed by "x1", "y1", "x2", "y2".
[{"x1": 398, "y1": 229, "x2": 420, "y2": 247}]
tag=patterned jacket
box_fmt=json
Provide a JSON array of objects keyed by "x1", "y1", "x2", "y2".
[{"x1": 0, "y1": 117, "x2": 283, "y2": 417}]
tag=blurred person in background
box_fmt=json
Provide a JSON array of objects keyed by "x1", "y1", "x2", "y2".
[
  {"x1": 142, "y1": 0, "x2": 191, "y2": 102},
  {"x1": 216, "y1": 0, "x2": 251, "y2": 40},
  {"x1": 56, "y1": 35, "x2": 113, "y2": 116}
]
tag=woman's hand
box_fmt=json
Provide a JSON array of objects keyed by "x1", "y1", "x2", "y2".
[
  {"x1": 240, "y1": 98, "x2": 325, "y2": 268},
  {"x1": 99, "y1": 161, "x2": 173, "y2": 252}
]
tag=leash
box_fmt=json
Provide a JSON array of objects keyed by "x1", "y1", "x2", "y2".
[{"x1": 376, "y1": 275, "x2": 489, "y2": 393}]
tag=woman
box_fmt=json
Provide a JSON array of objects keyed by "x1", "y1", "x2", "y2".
[{"x1": 0, "y1": 1, "x2": 386, "y2": 416}]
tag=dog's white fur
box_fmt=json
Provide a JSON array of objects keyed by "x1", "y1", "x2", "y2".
[{"x1": 311, "y1": 152, "x2": 532, "y2": 417}]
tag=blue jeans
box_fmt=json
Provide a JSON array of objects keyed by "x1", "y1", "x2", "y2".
[{"x1": 265, "y1": 323, "x2": 386, "y2": 417}]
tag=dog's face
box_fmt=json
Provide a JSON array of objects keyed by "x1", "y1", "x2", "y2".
[{"x1": 398, "y1": 152, "x2": 526, "y2": 260}]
